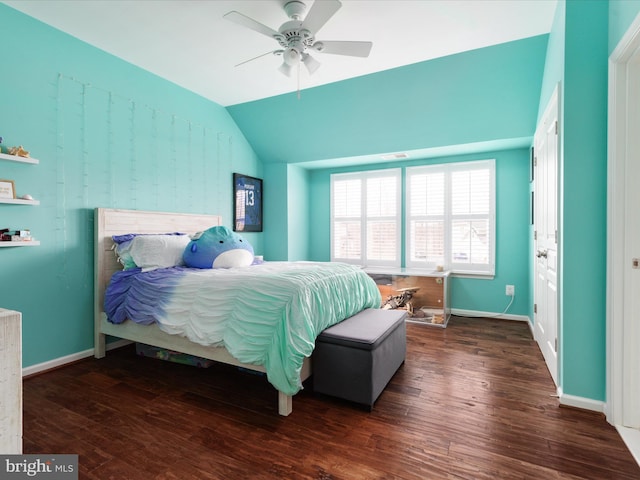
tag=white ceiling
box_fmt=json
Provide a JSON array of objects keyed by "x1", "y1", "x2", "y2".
[{"x1": 3, "y1": 0, "x2": 557, "y2": 107}]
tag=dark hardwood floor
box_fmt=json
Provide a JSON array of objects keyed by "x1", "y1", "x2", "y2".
[{"x1": 23, "y1": 316, "x2": 640, "y2": 479}]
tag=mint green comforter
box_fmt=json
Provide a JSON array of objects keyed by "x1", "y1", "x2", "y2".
[{"x1": 110, "y1": 261, "x2": 382, "y2": 395}]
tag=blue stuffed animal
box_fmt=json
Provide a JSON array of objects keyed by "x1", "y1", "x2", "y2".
[{"x1": 183, "y1": 226, "x2": 254, "y2": 269}]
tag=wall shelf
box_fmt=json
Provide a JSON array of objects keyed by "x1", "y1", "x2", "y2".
[
  {"x1": 0, "y1": 241, "x2": 40, "y2": 247},
  {"x1": 1, "y1": 151, "x2": 40, "y2": 204},
  {"x1": 1, "y1": 152, "x2": 40, "y2": 247},
  {"x1": 0, "y1": 152, "x2": 39, "y2": 165},
  {"x1": 0, "y1": 197, "x2": 39, "y2": 206}
]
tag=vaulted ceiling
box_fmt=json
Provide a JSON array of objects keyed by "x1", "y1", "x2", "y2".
[{"x1": 3, "y1": 0, "x2": 557, "y2": 106}]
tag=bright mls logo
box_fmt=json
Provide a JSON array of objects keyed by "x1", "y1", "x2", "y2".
[{"x1": 0, "y1": 455, "x2": 78, "y2": 479}]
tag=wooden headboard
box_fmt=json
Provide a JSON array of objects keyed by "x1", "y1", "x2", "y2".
[{"x1": 94, "y1": 208, "x2": 222, "y2": 325}]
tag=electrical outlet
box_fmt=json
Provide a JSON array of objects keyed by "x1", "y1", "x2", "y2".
[{"x1": 506, "y1": 285, "x2": 515, "y2": 296}]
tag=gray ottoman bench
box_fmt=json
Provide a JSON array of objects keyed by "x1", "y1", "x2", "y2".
[{"x1": 313, "y1": 308, "x2": 407, "y2": 409}]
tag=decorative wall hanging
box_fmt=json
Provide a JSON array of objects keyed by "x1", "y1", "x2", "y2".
[
  {"x1": 0, "y1": 179, "x2": 16, "y2": 199},
  {"x1": 233, "y1": 173, "x2": 263, "y2": 232}
]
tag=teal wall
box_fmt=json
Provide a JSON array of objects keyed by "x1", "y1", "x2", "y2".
[
  {"x1": 228, "y1": 35, "x2": 549, "y2": 165},
  {"x1": 537, "y1": 1, "x2": 566, "y2": 123},
  {"x1": 536, "y1": 0, "x2": 609, "y2": 401},
  {"x1": 308, "y1": 148, "x2": 531, "y2": 317},
  {"x1": 562, "y1": 0, "x2": 609, "y2": 402},
  {"x1": 286, "y1": 165, "x2": 310, "y2": 261},
  {"x1": 263, "y1": 163, "x2": 288, "y2": 260},
  {"x1": 609, "y1": 0, "x2": 640, "y2": 53},
  {"x1": 0, "y1": 4, "x2": 261, "y2": 368},
  {"x1": 262, "y1": 163, "x2": 310, "y2": 261}
]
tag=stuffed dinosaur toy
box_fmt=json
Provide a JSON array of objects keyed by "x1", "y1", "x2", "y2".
[{"x1": 183, "y1": 226, "x2": 254, "y2": 269}]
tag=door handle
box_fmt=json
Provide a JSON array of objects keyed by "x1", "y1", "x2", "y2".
[{"x1": 536, "y1": 249, "x2": 548, "y2": 258}]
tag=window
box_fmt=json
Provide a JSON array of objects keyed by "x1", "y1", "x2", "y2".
[
  {"x1": 406, "y1": 160, "x2": 495, "y2": 274},
  {"x1": 330, "y1": 161, "x2": 495, "y2": 275},
  {"x1": 331, "y1": 169, "x2": 401, "y2": 268}
]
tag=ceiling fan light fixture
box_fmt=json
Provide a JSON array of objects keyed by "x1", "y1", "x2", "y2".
[
  {"x1": 278, "y1": 61, "x2": 294, "y2": 77},
  {"x1": 302, "y1": 53, "x2": 321, "y2": 74},
  {"x1": 283, "y1": 46, "x2": 301, "y2": 66}
]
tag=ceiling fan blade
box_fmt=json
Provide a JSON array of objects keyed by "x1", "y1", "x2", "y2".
[
  {"x1": 224, "y1": 11, "x2": 280, "y2": 39},
  {"x1": 301, "y1": 0, "x2": 342, "y2": 35},
  {"x1": 235, "y1": 50, "x2": 281, "y2": 67},
  {"x1": 313, "y1": 40, "x2": 373, "y2": 57}
]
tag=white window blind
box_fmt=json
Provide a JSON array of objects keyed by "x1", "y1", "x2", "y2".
[
  {"x1": 331, "y1": 169, "x2": 401, "y2": 267},
  {"x1": 406, "y1": 160, "x2": 495, "y2": 274}
]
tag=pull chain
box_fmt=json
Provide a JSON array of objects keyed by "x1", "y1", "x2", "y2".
[{"x1": 297, "y1": 59, "x2": 301, "y2": 100}]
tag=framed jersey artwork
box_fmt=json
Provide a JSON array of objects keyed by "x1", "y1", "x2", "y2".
[{"x1": 233, "y1": 173, "x2": 263, "y2": 232}]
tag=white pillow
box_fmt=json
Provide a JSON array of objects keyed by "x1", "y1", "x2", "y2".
[{"x1": 115, "y1": 234, "x2": 190, "y2": 271}]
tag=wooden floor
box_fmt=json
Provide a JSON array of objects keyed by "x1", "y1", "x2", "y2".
[{"x1": 23, "y1": 316, "x2": 640, "y2": 479}]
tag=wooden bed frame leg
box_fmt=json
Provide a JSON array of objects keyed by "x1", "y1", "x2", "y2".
[
  {"x1": 278, "y1": 391, "x2": 292, "y2": 416},
  {"x1": 95, "y1": 331, "x2": 106, "y2": 359}
]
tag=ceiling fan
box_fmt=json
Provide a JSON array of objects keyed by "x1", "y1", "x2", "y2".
[{"x1": 224, "y1": 0, "x2": 373, "y2": 77}]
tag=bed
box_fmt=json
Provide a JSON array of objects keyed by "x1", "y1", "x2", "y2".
[{"x1": 94, "y1": 208, "x2": 381, "y2": 415}]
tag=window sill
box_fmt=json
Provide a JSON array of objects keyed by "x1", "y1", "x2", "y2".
[
  {"x1": 363, "y1": 267, "x2": 451, "y2": 277},
  {"x1": 362, "y1": 266, "x2": 494, "y2": 280},
  {"x1": 450, "y1": 271, "x2": 495, "y2": 280}
]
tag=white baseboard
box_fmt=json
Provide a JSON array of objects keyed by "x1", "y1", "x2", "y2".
[
  {"x1": 617, "y1": 426, "x2": 640, "y2": 467},
  {"x1": 557, "y1": 387, "x2": 605, "y2": 413},
  {"x1": 22, "y1": 339, "x2": 132, "y2": 377},
  {"x1": 452, "y1": 308, "x2": 531, "y2": 324}
]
